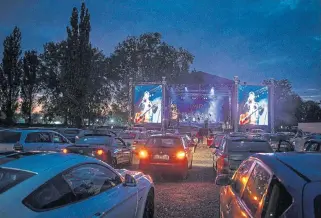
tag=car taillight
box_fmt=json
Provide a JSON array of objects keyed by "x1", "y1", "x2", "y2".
[
  {"x1": 176, "y1": 151, "x2": 186, "y2": 159},
  {"x1": 62, "y1": 148, "x2": 68, "y2": 154},
  {"x1": 133, "y1": 141, "x2": 138, "y2": 145},
  {"x1": 139, "y1": 150, "x2": 148, "y2": 159},
  {"x1": 217, "y1": 154, "x2": 229, "y2": 172},
  {"x1": 96, "y1": 149, "x2": 104, "y2": 156}
]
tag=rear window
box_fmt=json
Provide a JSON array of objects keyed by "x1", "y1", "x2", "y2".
[
  {"x1": 0, "y1": 131, "x2": 21, "y2": 143},
  {"x1": 146, "y1": 137, "x2": 182, "y2": 148},
  {"x1": 119, "y1": 132, "x2": 136, "y2": 139},
  {"x1": 228, "y1": 140, "x2": 273, "y2": 152},
  {"x1": 76, "y1": 137, "x2": 113, "y2": 145},
  {"x1": 0, "y1": 168, "x2": 35, "y2": 194}
]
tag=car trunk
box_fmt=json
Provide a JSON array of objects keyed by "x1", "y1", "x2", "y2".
[
  {"x1": 146, "y1": 146, "x2": 182, "y2": 164},
  {"x1": 0, "y1": 143, "x2": 15, "y2": 152},
  {"x1": 67, "y1": 144, "x2": 104, "y2": 156}
]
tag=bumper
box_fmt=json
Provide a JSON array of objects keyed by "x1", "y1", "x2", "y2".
[{"x1": 139, "y1": 161, "x2": 187, "y2": 174}]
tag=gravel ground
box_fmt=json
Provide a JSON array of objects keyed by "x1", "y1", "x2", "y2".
[{"x1": 131, "y1": 146, "x2": 220, "y2": 218}]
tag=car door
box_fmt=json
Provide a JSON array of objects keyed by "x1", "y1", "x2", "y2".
[
  {"x1": 220, "y1": 159, "x2": 255, "y2": 218},
  {"x1": 23, "y1": 132, "x2": 51, "y2": 151},
  {"x1": 233, "y1": 162, "x2": 272, "y2": 218},
  {"x1": 61, "y1": 164, "x2": 138, "y2": 218},
  {"x1": 116, "y1": 138, "x2": 131, "y2": 163},
  {"x1": 213, "y1": 139, "x2": 226, "y2": 171}
]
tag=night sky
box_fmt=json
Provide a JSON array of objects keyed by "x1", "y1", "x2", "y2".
[{"x1": 1, "y1": 0, "x2": 320, "y2": 101}]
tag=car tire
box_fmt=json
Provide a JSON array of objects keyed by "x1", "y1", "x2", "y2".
[
  {"x1": 180, "y1": 162, "x2": 189, "y2": 180},
  {"x1": 143, "y1": 189, "x2": 155, "y2": 218}
]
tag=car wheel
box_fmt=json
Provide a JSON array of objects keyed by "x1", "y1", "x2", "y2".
[
  {"x1": 143, "y1": 189, "x2": 154, "y2": 218},
  {"x1": 180, "y1": 163, "x2": 189, "y2": 180}
]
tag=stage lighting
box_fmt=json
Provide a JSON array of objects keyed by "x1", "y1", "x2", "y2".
[{"x1": 210, "y1": 87, "x2": 215, "y2": 95}]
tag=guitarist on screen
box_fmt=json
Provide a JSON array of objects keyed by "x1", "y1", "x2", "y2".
[
  {"x1": 136, "y1": 91, "x2": 159, "y2": 123},
  {"x1": 240, "y1": 92, "x2": 264, "y2": 125}
]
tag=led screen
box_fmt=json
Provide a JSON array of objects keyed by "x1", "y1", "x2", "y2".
[
  {"x1": 134, "y1": 85, "x2": 162, "y2": 124},
  {"x1": 170, "y1": 95, "x2": 229, "y2": 124},
  {"x1": 238, "y1": 85, "x2": 269, "y2": 126}
]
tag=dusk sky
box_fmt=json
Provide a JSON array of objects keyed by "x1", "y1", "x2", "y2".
[{"x1": 1, "y1": 0, "x2": 320, "y2": 101}]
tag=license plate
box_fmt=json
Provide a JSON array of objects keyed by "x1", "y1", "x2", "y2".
[{"x1": 154, "y1": 155, "x2": 169, "y2": 160}]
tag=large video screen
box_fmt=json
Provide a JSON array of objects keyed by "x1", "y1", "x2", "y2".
[
  {"x1": 170, "y1": 95, "x2": 229, "y2": 124},
  {"x1": 238, "y1": 85, "x2": 269, "y2": 126},
  {"x1": 134, "y1": 85, "x2": 162, "y2": 123}
]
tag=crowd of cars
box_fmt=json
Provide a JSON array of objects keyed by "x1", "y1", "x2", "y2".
[
  {"x1": 1, "y1": 125, "x2": 321, "y2": 217},
  {"x1": 209, "y1": 130, "x2": 321, "y2": 218}
]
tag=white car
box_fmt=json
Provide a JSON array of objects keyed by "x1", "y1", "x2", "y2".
[
  {"x1": 0, "y1": 152, "x2": 155, "y2": 218},
  {"x1": 118, "y1": 131, "x2": 148, "y2": 154}
]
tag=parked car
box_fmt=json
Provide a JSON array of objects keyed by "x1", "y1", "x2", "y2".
[
  {"x1": 0, "y1": 151, "x2": 155, "y2": 218},
  {"x1": 118, "y1": 131, "x2": 148, "y2": 154},
  {"x1": 76, "y1": 129, "x2": 117, "y2": 140},
  {"x1": 139, "y1": 134, "x2": 194, "y2": 179},
  {"x1": 304, "y1": 139, "x2": 321, "y2": 152},
  {"x1": 216, "y1": 152, "x2": 321, "y2": 218},
  {"x1": 209, "y1": 133, "x2": 225, "y2": 153},
  {"x1": 0, "y1": 129, "x2": 71, "y2": 152},
  {"x1": 56, "y1": 128, "x2": 81, "y2": 143},
  {"x1": 65, "y1": 134, "x2": 132, "y2": 167},
  {"x1": 212, "y1": 137, "x2": 273, "y2": 177}
]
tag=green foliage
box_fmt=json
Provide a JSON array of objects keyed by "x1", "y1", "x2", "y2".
[
  {"x1": 0, "y1": 27, "x2": 22, "y2": 125},
  {"x1": 21, "y1": 50, "x2": 41, "y2": 124}
]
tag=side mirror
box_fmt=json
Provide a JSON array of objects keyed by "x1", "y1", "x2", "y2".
[
  {"x1": 123, "y1": 174, "x2": 137, "y2": 187},
  {"x1": 215, "y1": 175, "x2": 231, "y2": 186}
]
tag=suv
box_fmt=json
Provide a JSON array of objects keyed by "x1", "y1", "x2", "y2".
[
  {"x1": 0, "y1": 129, "x2": 71, "y2": 152},
  {"x1": 213, "y1": 137, "x2": 273, "y2": 177},
  {"x1": 216, "y1": 153, "x2": 321, "y2": 218}
]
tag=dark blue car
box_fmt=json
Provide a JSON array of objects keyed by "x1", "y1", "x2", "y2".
[{"x1": 216, "y1": 152, "x2": 321, "y2": 218}]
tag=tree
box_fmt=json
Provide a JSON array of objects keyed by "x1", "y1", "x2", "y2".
[
  {"x1": 263, "y1": 79, "x2": 302, "y2": 126},
  {"x1": 21, "y1": 50, "x2": 41, "y2": 124},
  {"x1": 0, "y1": 27, "x2": 22, "y2": 125},
  {"x1": 109, "y1": 32, "x2": 194, "y2": 109},
  {"x1": 297, "y1": 100, "x2": 321, "y2": 122}
]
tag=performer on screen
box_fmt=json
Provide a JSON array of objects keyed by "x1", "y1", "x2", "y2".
[
  {"x1": 241, "y1": 92, "x2": 263, "y2": 125},
  {"x1": 137, "y1": 91, "x2": 158, "y2": 123}
]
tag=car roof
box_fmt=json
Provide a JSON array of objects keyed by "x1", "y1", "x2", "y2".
[
  {"x1": 253, "y1": 152, "x2": 321, "y2": 182},
  {"x1": 1, "y1": 129, "x2": 57, "y2": 133},
  {"x1": 0, "y1": 152, "x2": 91, "y2": 173},
  {"x1": 149, "y1": 134, "x2": 181, "y2": 138}
]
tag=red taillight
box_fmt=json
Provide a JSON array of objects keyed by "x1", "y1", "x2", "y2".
[
  {"x1": 176, "y1": 151, "x2": 186, "y2": 159},
  {"x1": 217, "y1": 154, "x2": 228, "y2": 171},
  {"x1": 139, "y1": 150, "x2": 148, "y2": 159},
  {"x1": 96, "y1": 149, "x2": 104, "y2": 156},
  {"x1": 62, "y1": 148, "x2": 68, "y2": 154}
]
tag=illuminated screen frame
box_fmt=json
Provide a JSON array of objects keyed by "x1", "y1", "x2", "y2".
[
  {"x1": 238, "y1": 85, "x2": 269, "y2": 126},
  {"x1": 133, "y1": 84, "x2": 163, "y2": 124}
]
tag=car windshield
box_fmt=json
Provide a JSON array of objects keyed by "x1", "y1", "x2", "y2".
[
  {"x1": 119, "y1": 132, "x2": 136, "y2": 139},
  {"x1": 76, "y1": 136, "x2": 113, "y2": 145},
  {"x1": 228, "y1": 140, "x2": 273, "y2": 152},
  {"x1": 0, "y1": 131, "x2": 21, "y2": 144},
  {"x1": 146, "y1": 137, "x2": 182, "y2": 148},
  {"x1": 0, "y1": 168, "x2": 35, "y2": 194}
]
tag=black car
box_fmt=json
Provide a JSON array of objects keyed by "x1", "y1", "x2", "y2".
[{"x1": 139, "y1": 134, "x2": 194, "y2": 179}]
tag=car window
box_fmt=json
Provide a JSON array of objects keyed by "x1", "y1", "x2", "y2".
[
  {"x1": 242, "y1": 163, "x2": 271, "y2": 215},
  {"x1": 306, "y1": 143, "x2": 320, "y2": 151},
  {"x1": 0, "y1": 168, "x2": 35, "y2": 194},
  {"x1": 115, "y1": 138, "x2": 125, "y2": 147},
  {"x1": 77, "y1": 136, "x2": 113, "y2": 145},
  {"x1": 23, "y1": 174, "x2": 76, "y2": 210},
  {"x1": 138, "y1": 133, "x2": 147, "y2": 139},
  {"x1": 0, "y1": 131, "x2": 21, "y2": 143},
  {"x1": 25, "y1": 132, "x2": 51, "y2": 143},
  {"x1": 231, "y1": 159, "x2": 254, "y2": 195},
  {"x1": 119, "y1": 132, "x2": 136, "y2": 139},
  {"x1": 146, "y1": 137, "x2": 182, "y2": 148},
  {"x1": 228, "y1": 140, "x2": 273, "y2": 153},
  {"x1": 53, "y1": 133, "x2": 66, "y2": 143},
  {"x1": 62, "y1": 164, "x2": 121, "y2": 201}
]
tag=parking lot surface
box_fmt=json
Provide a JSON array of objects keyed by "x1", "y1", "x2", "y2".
[{"x1": 131, "y1": 146, "x2": 220, "y2": 218}]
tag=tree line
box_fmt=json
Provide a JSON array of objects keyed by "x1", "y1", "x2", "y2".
[{"x1": 0, "y1": 3, "x2": 320, "y2": 128}]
